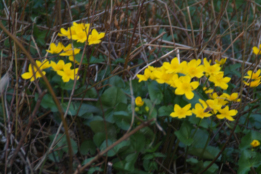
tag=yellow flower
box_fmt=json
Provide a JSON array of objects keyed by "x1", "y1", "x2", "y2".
[
  {"x1": 88, "y1": 29, "x2": 105, "y2": 45},
  {"x1": 137, "y1": 68, "x2": 153, "y2": 82},
  {"x1": 251, "y1": 140, "x2": 260, "y2": 147},
  {"x1": 37, "y1": 59, "x2": 51, "y2": 70},
  {"x1": 154, "y1": 69, "x2": 173, "y2": 84},
  {"x1": 209, "y1": 93, "x2": 228, "y2": 106},
  {"x1": 192, "y1": 99, "x2": 212, "y2": 119},
  {"x1": 58, "y1": 27, "x2": 76, "y2": 39},
  {"x1": 215, "y1": 58, "x2": 227, "y2": 65},
  {"x1": 216, "y1": 106, "x2": 237, "y2": 121},
  {"x1": 170, "y1": 104, "x2": 192, "y2": 119},
  {"x1": 46, "y1": 42, "x2": 64, "y2": 54},
  {"x1": 243, "y1": 79, "x2": 261, "y2": 87},
  {"x1": 209, "y1": 72, "x2": 231, "y2": 90},
  {"x1": 168, "y1": 74, "x2": 179, "y2": 88},
  {"x1": 222, "y1": 93, "x2": 241, "y2": 102},
  {"x1": 21, "y1": 64, "x2": 46, "y2": 82},
  {"x1": 203, "y1": 87, "x2": 213, "y2": 94},
  {"x1": 252, "y1": 45, "x2": 261, "y2": 55},
  {"x1": 162, "y1": 57, "x2": 182, "y2": 74},
  {"x1": 183, "y1": 59, "x2": 204, "y2": 78},
  {"x1": 69, "y1": 56, "x2": 80, "y2": 64},
  {"x1": 135, "y1": 96, "x2": 144, "y2": 107},
  {"x1": 57, "y1": 63, "x2": 79, "y2": 82},
  {"x1": 203, "y1": 58, "x2": 221, "y2": 77},
  {"x1": 72, "y1": 22, "x2": 90, "y2": 31},
  {"x1": 206, "y1": 99, "x2": 222, "y2": 114},
  {"x1": 59, "y1": 44, "x2": 80, "y2": 56},
  {"x1": 71, "y1": 23, "x2": 91, "y2": 43},
  {"x1": 174, "y1": 76, "x2": 199, "y2": 100},
  {"x1": 244, "y1": 69, "x2": 261, "y2": 80},
  {"x1": 51, "y1": 60, "x2": 65, "y2": 71}
]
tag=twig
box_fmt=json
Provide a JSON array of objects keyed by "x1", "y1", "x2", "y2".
[
  {"x1": 9, "y1": 90, "x2": 47, "y2": 166},
  {"x1": 74, "y1": 118, "x2": 155, "y2": 174}
]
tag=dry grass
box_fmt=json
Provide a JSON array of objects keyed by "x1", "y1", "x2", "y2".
[{"x1": 0, "y1": 0, "x2": 261, "y2": 173}]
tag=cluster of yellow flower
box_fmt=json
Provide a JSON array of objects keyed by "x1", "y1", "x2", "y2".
[
  {"x1": 243, "y1": 69, "x2": 261, "y2": 87},
  {"x1": 137, "y1": 57, "x2": 241, "y2": 121},
  {"x1": 22, "y1": 22, "x2": 105, "y2": 82}
]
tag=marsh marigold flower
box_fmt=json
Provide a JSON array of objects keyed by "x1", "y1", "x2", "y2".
[
  {"x1": 203, "y1": 58, "x2": 221, "y2": 77},
  {"x1": 137, "y1": 68, "x2": 153, "y2": 82},
  {"x1": 71, "y1": 23, "x2": 91, "y2": 43},
  {"x1": 51, "y1": 60, "x2": 65, "y2": 71},
  {"x1": 252, "y1": 45, "x2": 261, "y2": 55},
  {"x1": 46, "y1": 42, "x2": 64, "y2": 54},
  {"x1": 243, "y1": 79, "x2": 261, "y2": 88},
  {"x1": 209, "y1": 72, "x2": 231, "y2": 90},
  {"x1": 174, "y1": 76, "x2": 199, "y2": 100},
  {"x1": 59, "y1": 44, "x2": 80, "y2": 56},
  {"x1": 135, "y1": 96, "x2": 144, "y2": 107},
  {"x1": 192, "y1": 99, "x2": 212, "y2": 119},
  {"x1": 58, "y1": 27, "x2": 76, "y2": 39},
  {"x1": 244, "y1": 69, "x2": 261, "y2": 80},
  {"x1": 184, "y1": 59, "x2": 204, "y2": 78},
  {"x1": 21, "y1": 64, "x2": 46, "y2": 82},
  {"x1": 170, "y1": 104, "x2": 192, "y2": 119},
  {"x1": 222, "y1": 93, "x2": 241, "y2": 102},
  {"x1": 57, "y1": 62, "x2": 79, "y2": 82},
  {"x1": 215, "y1": 58, "x2": 227, "y2": 66},
  {"x1": 216, "y1": 106, "x2": 237, "y2": 121},
  {"x1": 163, "y1": 57, "x2": 182, "y2": 74},
  {"x1": 88, "y1": 29, "x2": 105, "y2": 45},
  {"x1": 21, "y1": 60, "x2": 50, "y2": 82},
  {"x1": 251, "y1": 140, "x2": 260, "y2": 148}
]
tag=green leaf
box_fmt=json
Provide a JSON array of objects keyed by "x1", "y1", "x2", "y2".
[
  {"x1": 61, "y1": 102, "x2": 77, "y2": 116},
  {"x1": 100, "y1": 139, "x2": 115, "y2": 157},
  {"x1": 75, "y1": 54, "x2": 88, "y2": 64},
  {"x1": 109, "y1": 76, "x2": 126, "y2": 88},
  {"x1": 89, "y1": 56, "x2": 105, "y2": 64},
  {"x1": 89, "y1": 117, "x2": 117, "y2": 139},
  {"x1": 87, "y1": 167, "x2": 103, "y2": 174},
  {"x1": 239, "y1": 130, "x2": 261, "y2": 150},
  {"x1": 124, "y1": 153, "x2": 138, "y2": 171},
  {"x1": 130, "y1": 132, "x2": 145, "y2": 151},
  {"x1": 203, "y1": 161, "x2": 218, "y2": 173},
  {"x1": 153, "y1": 152, "x2": 166, "y2": 158},
  {"x1": 77, "y1": 103, "x2": 101, "y2": 117},
  {"x1": 189, "y1": 146, "x2": 220, "y2": 160},
  {"x1": 175, "y1": 121, "x2": 193, "y2": 146},
  {"x1": 74, "y1": 86, "x2": 97, "y2": 98},
  {"x1": 186, "y1": 157, "x2": 199, "y2": 164},
  {"x1": 114, "y1": 111, "x2": 131, "y2": 130},
  {"x1": 224, "y1": 63, "x2": 241, "y2": 77},
  {"x1": 80, "y1": 140, "x2": 96, "y2": 155},
  {"x1": 101, "y1": 86, "x2": 127, "y2": 107},
  {"x1": 48, "y1": 134, "x2": 78, "y2": 162},
  {"x1": 238, "y1": 150, "x2": 261, "y2": 174},
  {"x1": 188, "y1": 116, "x2": 210, "y2": 129},
  {"x1": 114, "y1": 140, "x2": 130, "y2": 153},
  {"x1": 38, "y1": 94, "x2": 58, "y2": 112},
  {"x1": 158, "y1": 105, "x2": 173, "y2": 117},
  {"x1": 148, "y1": 81, "x2": 163, "y2": 104},
  {"x1": 93, "y1": 132, "x2": 106, "y2": 147},
  {"x1": 143, "y1": 154, "x2": 154, "y2": 160}
]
